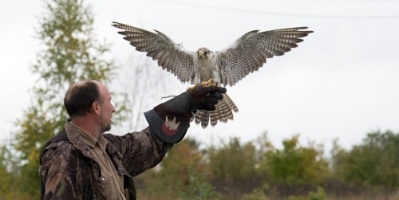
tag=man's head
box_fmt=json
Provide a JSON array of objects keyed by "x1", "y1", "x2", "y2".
[{"x1": 64, "y1": 80, "x2": 115, "y2": 133}]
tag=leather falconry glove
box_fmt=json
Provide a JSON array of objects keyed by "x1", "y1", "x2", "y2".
[{"x1": 144, "y1": 85, "x2": 226, "y2": 143}]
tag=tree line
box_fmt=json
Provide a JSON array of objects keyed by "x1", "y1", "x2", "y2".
[{"x1": 132, "y1": 130, "x2": 399, "y2": 200}]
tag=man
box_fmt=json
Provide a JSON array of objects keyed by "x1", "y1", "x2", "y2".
[{"x1": 39, "y1": 80, "x2": 226, "y2": 200}]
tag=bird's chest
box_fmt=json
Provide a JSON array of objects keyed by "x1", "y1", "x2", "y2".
[{"x1": 197, "y1": 60, "x2": 218, "y2": 81}]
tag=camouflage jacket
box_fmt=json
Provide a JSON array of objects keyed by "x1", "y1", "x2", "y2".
[{"x1": 39, "y1": 123, "x2": 173, "y2": 200}]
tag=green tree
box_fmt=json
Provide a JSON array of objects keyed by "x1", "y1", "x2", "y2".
[
  {"x1": 242, "y1": 183, "x2": 269, "y2": 200},
  {"x1": 262, "y1": 135, "x2": 328, "y2": 185},
  {"x1": 0, "y1": 145, "x2": 23, "y2": 199},
  {"x1": 332, "y1": 130, "x2": 399, "y2": 190},
  {"x1": 7, "y1": 0, "x2": 119, "y2": 198},
  {"x1": 178, "y1": 165, "x2": 222, "y2": 200},
  {"x1": 137, "y1": 138, "x2": 219, "y2": 199},
  {"x1": 208, "y1": 137, "x2": 257, "y2": 180}
]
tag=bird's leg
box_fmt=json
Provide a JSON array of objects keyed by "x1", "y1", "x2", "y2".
[
  {"x1": 187, "y1": 78, "x2": 218, "y2": 91},
  {"x1": 203, "y1": 78, "x2": 218, "y2": 87},
  {"x1": 163, "y1": 79, "x2": 218, "y2": 100},
  {"x1": 186, "y1": 83, "x2": 200, "y2": 91}
]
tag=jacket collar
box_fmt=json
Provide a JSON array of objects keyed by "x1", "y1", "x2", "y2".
[
  {"x1": 64, "y1": 121, "x2": 96, "y2": 160},
  {"x1": 65, "y1": 122, "x2": 131, "y2": 177}
]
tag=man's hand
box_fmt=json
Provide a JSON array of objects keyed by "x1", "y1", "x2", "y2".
[
  {"x1": 189, "y1": 85, "x2": 226, "y2": 112},
  {"x1": 160, "y1": 85, "x2": 226, "y2": 116}
]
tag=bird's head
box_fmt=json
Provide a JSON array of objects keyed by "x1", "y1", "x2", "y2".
[{"x1": 197, "y1": 47, "x2": 211, "y2": 59}]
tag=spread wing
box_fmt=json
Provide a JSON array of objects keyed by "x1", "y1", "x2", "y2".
[
  {"x1": 216, "y1": 27, "x2": 313, "y2": 86},
  {"x1": 112, "y1": 22, "x2": 195, "y2": 83}
]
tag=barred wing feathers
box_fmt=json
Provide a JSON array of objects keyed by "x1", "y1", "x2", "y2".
[
  {"x1": 216, "y1": 27, "x2": 313, "y2": 86},
  {"x1": 112, "y1": 22, "x2": 195, "y2": 83}
]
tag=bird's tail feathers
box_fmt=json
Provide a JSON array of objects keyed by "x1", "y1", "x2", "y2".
[{"x1": 192, "y1": 93, "x2": 238, "y2": 128}]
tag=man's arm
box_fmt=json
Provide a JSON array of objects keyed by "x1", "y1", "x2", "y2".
[
  {"x1": 104, "y1": 85, "x2": 226, "y2": 176},
  {"x1": 104, "y1": 127, "x2": 173, "y2": 177}
]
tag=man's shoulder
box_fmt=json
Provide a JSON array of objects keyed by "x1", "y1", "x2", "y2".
[
  {"x1": 40, "y1": 139, "x2": 75, "y2": 160},
  {"x1": 40, "y1": 130, "x2": 75, "y2": 161}
]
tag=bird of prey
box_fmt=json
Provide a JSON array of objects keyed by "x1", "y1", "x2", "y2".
[{"x1": 112, "y1": 22, "x2": 313, "y2": 128}]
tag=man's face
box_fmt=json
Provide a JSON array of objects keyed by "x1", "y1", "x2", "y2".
[{"x1": 97, "y1": 83, "x2": 115, "y2": 133}]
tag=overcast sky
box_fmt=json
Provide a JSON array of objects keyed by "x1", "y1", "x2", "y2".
[{"x1": 1, "y1": 0, "x2": 399, "y2": 152}]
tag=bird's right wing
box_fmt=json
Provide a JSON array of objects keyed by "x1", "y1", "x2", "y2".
[{"x1": 113, "y1": 22, "x2": 196, "y2": 83}]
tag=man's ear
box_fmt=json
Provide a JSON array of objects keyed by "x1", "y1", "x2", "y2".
[{"x1": 92, "y1": 101, "x2": 102, "y2": 115}]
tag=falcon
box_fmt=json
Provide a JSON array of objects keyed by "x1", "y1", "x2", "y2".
[{"x1": 112, "y1": 22, "x2": 313, "y2": 128}]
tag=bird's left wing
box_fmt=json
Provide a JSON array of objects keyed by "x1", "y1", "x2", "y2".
[
  {"x1": 216, "y1": 27, "x2": 313, "y2": 86},
  {"x1": 113, "y1": 22, "x2": 195, "y2": 83}
]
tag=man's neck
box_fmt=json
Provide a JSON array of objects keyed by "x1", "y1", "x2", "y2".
[{"x1": 70, "y1": 117, "x2": 101, "y2": 139}]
